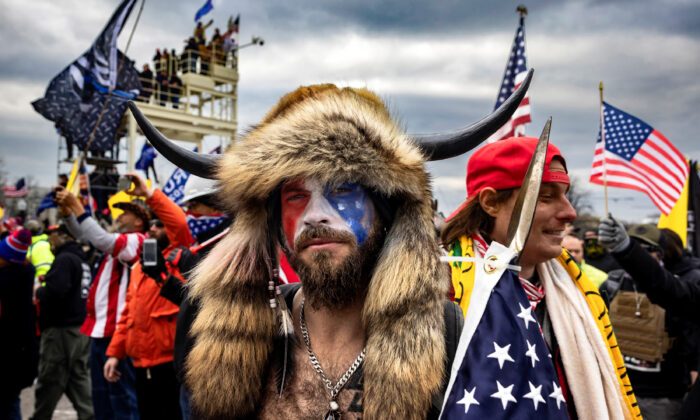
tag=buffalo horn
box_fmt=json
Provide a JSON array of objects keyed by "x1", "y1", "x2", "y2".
[
  {"x1": 414, "y1": 68, "x2": 534, "y2": 161},
  {"x1": 127, "y1": 101, "x2": 221, "y2": 179}
]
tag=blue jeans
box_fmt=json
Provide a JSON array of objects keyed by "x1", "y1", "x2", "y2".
[{"x1": 89, "y1": 337, "x2": 139, "y2": 420}]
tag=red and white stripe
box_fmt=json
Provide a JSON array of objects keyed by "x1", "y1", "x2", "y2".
[
  {"x1": 472, "y1": 232, "x2": 544, "y2": 308},
  {"x1": 590, "y1": 129, "x2": 688, "y2": 215},
  {"x1": 486, "y1": 72, "x2": 532, "y2": 144},
  {"x1": 80, "y1": 232, "x2": 144, "y2": 338}
]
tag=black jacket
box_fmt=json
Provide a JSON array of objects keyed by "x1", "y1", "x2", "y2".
[
  {"x1": 35, "y1": 241, "x2": 89, "y2": 331},
  {"x1": 0, "y1": 262, "x2": 38, "y2": 393},
  {"x1": 611, "y1": 240, "x2": 700, "y2": 322},
  {"x1": 602, "y1": 241, "x2": 700, "y2": 398}
]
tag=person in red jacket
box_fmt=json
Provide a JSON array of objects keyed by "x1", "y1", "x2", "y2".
[{"x1": 103, "y1": 173, "x2": 194, "y2": 420}]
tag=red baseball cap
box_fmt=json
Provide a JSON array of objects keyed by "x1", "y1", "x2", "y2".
[{"x1": 445, "y1": 137, "x2": 570, "y2": 222}]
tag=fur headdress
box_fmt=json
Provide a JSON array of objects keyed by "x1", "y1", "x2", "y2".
[{"x1": 186, "y1": 85, "x2": 447, "y2": 418}]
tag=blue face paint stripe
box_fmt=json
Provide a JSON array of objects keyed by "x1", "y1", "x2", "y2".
[{"x1": 324, "y1": 183, "x2": 373, "y2": 245}]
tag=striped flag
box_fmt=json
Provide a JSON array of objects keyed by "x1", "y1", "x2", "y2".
[
  {"x1": 590, "y1": 102, "x2": 688, "y2": 215},
  {"x1": 486, "y1": 16, "x2": 531, "y2": 143},
  {"x1": 3, "y1": 178, "x2": 28, "y2": 198}
]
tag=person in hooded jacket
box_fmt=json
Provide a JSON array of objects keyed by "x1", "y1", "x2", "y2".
[{"x1": 31, "y1": 224, "x2": 93, "y2": 420}]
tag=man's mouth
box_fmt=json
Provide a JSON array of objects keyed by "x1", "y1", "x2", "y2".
[
  {"x1": 543, "y1": 229, "x2": 564, "y2": 239},
  {"x1": 302, "y1": 238, "x2": 346, "y2": 250}
]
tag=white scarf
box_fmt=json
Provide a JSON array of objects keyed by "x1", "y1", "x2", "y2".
[{"x1": 538, "y1": 259, "x2": 632, "y2": 420}]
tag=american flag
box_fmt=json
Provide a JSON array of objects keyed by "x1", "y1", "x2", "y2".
[
  {"x1": 590, "y1": 102, "x2": 688, "y2": 215},
  {"x1": 486, "y1": 16, "x2": 531, "y2": 143},
  {"x1": 3, "y1": 178, "x2": 28, "y2": 198},
  {"x1": 440, "y1": 245, "x2": 568, "y2": 419},
  {"x1": 186, "y1": 213, "x2": 229, "y2": 237}
]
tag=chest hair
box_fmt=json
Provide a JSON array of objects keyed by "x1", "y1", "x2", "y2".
[{"x1": 258, "y1": 342, "x2": 364, "y2": 419}]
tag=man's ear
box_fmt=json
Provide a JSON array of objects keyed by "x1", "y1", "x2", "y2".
[{"x1": 478, "y1": 188, "x2": 501, "y2": 217}]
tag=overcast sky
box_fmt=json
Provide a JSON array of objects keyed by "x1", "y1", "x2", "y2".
[{"x1": 1, "y1": 0, "x2": 699, "y2": 222}]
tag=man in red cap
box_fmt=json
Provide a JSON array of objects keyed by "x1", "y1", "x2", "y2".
[{"x1": 440, "y1": 137, "x2": 640, "y2": 419}]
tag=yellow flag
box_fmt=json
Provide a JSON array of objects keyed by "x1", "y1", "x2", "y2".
[
  {"x1": 658, "y1": 160, "x2": 690, "y2": 246},
  {"x1": 65, "y1": 158, "x2": 81, "y2": 196}
]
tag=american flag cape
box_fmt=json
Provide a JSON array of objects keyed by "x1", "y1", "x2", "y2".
[
  {"x1": 486, "y1": 16, "x2": 531, "y2": 143},
  {"x1": 31, "y1": 0, "x2": 141, "y2": 152},
  {"x1": 590, "y1": 102, "x2": 688, "y2": 215},
  {"x1": 440, "y1": 243, "x2": 568, "y2": 419}
]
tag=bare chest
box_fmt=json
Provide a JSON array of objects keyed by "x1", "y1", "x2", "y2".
[{"x1": 258, "y1": 345, "x2": 364, "y2": 419}]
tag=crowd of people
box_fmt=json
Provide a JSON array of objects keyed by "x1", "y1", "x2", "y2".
[
  {"x1": 135, "y1": 19, "x2": 238, "y2": 108},
  {"x1": 2, "y1": 83, "x2": 699, "y2": 420}
]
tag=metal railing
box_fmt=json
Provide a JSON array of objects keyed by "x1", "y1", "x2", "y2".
[{"x1": 134, "y1": 43, "x2": 238, "y2": 108}]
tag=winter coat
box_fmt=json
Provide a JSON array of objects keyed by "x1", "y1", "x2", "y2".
[
  {"x1": 106, "y1": 189, "x2": 194, "y2": 368},
  {"x1": 611, "y1": 240, "x2": 700, "y2": 322},
  {"x1": 27, "y1": 233, "x2": 54, "y2": 281},
  {"x1": 35, "y1": 241, "x2": 89, "y2": 331},
  {"x1": 0, "y1": 262, "x2": 38, "y2": 393}
]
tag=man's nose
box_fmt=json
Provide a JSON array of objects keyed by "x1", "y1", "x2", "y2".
[
  {"x1": 559, "y1": 197, "x2": 577, "y2": 222},
  {"x1": 302, "y1": 194, "x2": 333, "y2": 226}
]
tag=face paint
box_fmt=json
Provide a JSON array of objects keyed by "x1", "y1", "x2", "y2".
[
  {"x1": 280, "y1": 179, "x2": 374, "y2": 250},
  {"x1": 323, "y1": 183, "x2": 373, "y2": 245}
]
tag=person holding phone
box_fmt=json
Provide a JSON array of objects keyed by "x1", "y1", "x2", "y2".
[{"x1": 101, "y1": 173, "x2": 194, "y2": 420}]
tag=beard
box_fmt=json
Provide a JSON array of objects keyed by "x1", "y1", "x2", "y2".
[{"x1": 289, "y1": 224, "x2": 385, "y2": 311}]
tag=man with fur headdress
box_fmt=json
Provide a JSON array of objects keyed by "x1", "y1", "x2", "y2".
[{"x1": 127, "y1": 72, "x2": 532, "y2": 418}]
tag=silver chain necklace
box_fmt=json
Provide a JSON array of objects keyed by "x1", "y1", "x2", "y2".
[{"x1": 300, "y1": 297, "x2": 366, "y2": 420}]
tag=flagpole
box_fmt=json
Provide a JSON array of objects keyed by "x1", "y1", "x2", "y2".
[
  {"x1": 78, "y1": 0, "x2": 146, "y2": 178},
  {"x1": 599, "y1": 81, "x2": 609, "y2": 216}
]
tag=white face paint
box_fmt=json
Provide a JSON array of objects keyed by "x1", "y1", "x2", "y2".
[{"x1": 280, "y1": 178, "x2": 375, "y2": 250}]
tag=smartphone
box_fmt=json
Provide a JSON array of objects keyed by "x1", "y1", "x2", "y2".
[
  {"x1": 117, "y1": 175, "x2": 133, "y2": 192},
  {"x1": 142, "y1": 238, "x2": 158, "y2": 267}
]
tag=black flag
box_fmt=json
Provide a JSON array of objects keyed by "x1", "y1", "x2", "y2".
[{"x1": 32, "y1": 0, "x2": 140, "y2": 152}]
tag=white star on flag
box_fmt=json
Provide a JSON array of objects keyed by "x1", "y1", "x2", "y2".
[
  {"x1": 525, "y1": 340, "x2": 540, "y2": 367},
  {"x1": 516, "y1": 302, "x2": 536, "y2": 329},
  {"x1": 549, "y1": 381, "x2": 566, "y2": 409},
  {"x1": 487, "y1": 342, "x2": 515, "y2": 369},
  {"x1": 490, "y1": 380, "x2": 517, "y2": 410},
  {"x1": 456, "y1": 386, "x2": 480, "y2": 414},
  {"x1": 523, "y1": 381, "x2": 546, "y2": 410}
]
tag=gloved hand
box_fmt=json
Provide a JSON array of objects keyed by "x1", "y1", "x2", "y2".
[
  {"x1": 166, "y1": 246, "x2": 198, "y2": 280},
  {"x1": 141, "y1": 249, "x2": 168, "y2": 284},
  {"x1": 598, "y1": 216, "x2": 630, "y2": 253}
]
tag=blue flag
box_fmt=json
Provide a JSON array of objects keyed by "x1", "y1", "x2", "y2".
[
  {"x1": 135, "y1": 143, "x2": 157, "y2": 170},
  {"x1": 32, "y1": 0, "x2": 140, "y2": 152},
  {"x1": 36, "y1": 192, "x2": 57, "y2": 216},
  {"x1": 162, "y1": 147, "x2": 197, "y2": 204},
  {"x1": 195, "y1": 0, "x2": 214, "y2": 22},
  {"x1": 440, "y1": 243, "x2": 568, "y2": 419}
]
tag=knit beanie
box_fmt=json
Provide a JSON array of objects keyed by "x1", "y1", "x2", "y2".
[{"x1": 0, "y1": 229, "x2": 32, "y2": 264}]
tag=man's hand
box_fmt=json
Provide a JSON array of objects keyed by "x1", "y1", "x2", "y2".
[
  {"x1": 141, "y1": 248, "x2": 168, "y2": 284},
  {"x1": 598, "y1": 217, "x2": 630, "y2": 252},
  {"x1": 124, "y1": 172, "x2": 154, "y2": 199},
  {"x1": 54, "y1": 186, "x2": 84, "y2": 217},
  {"x1": 103, "y1": 357, "x2": 122, "y2": 383},
  {"x1": 166, "y1": 246, "x2": 198, "y2": 278}
]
